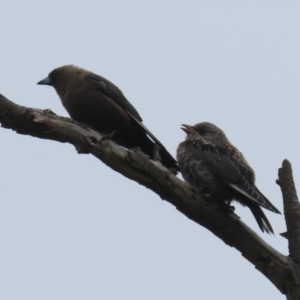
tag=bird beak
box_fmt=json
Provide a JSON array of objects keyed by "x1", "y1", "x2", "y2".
[
  {"x1": 181, "y1": 124, "x2": 197, "y2": 134},
  {"x1": 37, "y1": 77, "x2": 52, "y2": 86}
]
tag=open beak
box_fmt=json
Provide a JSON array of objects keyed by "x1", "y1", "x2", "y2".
[{"x1": 181, "y1": 124, "x2": 197, "y2": 134}]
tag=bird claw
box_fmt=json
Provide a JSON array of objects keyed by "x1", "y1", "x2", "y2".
[
  {"x1": 228, "y1": 205, "x2": 235, "y2": 213},
  {"x1": 70, "y1": 118, "x2": 116, "y2": 143},
  {"x1": 100, "y1": 130, "x2": 117, "y2": 143},
  {"x1": 219, "y1": 203, "x2": 235, "y2": 213}
]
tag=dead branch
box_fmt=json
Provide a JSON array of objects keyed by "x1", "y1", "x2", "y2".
[{"x1": 1, "y1": 94, "x2": 298, "y2": 299}]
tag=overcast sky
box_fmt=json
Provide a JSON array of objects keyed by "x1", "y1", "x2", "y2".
[{"x1": 1, "y1": 1, "x2": 299, "y2": 299}]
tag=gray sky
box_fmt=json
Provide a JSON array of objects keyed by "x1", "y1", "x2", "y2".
[{"x1": 0, "y1": 1, "x2": 298, "y2": 299}]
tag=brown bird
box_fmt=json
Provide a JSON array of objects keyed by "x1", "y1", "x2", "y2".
[
  {"x1": 177, "y1": 122, "x2": 280, "y2": 234},
  {"x1": 37, "y1": 65, "x2": 178, "y2": 173}
]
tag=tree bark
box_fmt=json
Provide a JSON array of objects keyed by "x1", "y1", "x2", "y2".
[
  {"x1": 0, "y1": 93, "x2": 299, "y2": 299},
  {"x1": 277, "y1": 160, "x2": 300, "y2": 299}
]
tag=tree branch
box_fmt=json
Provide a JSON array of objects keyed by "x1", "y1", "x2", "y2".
[
  {"x1": 277, "y1": 160, "x2": 300, "y2": 299},
  {"x1": 0, "y1": 94, "x2": 297, "y2": 298}
]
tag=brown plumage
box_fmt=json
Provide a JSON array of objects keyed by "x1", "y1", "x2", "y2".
[
  {"x1": 177, "y1": 122, "x2": 281, "y2": 234},
  {"x1": 37, "y1": 65, "x2": 178, "y2": 173}
]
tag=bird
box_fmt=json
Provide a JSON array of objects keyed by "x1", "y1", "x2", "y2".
[
  {"x1": 176, "y1": 122, "x2": 281, "y2": 234},
  {"x1": 37, "y1": 65, "x2": 179, "y2": 173}
]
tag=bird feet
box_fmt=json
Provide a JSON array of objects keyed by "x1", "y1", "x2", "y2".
[
  {"x1": 220, "y1": 203, "x2": 235, "y2": 213},
  {"x1": 100, "y1": 130, "x2": 117, "y2": 143}
]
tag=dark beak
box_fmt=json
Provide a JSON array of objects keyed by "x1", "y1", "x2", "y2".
[
  {"x1": 37, "y1": 77, "x2": 52, "y2": 85},
  {"x1": 181, "y1": 124, "x2": 197, "y2": 134}
]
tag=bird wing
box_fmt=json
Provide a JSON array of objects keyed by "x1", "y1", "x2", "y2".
[
  {"x1": 87, "y1": 75, "x2": 178, "y2": 171},
  {"x1": 87, "y1": 75, "x2": 143, "y2": 121},
  {"x1": 88, "y1": 75, "x2": 164, "y2": 146},
  {"x1": 196, "y1": 149, "x2": 280, "y2": 214}
]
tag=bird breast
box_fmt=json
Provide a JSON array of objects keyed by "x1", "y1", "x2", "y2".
[{"x1": 177, "y1": 141, "x2": 233, "y2": 201}]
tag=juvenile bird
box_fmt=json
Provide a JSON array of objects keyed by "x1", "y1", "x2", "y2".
[
  {"x1": 37, "y1": 65, "x2": 178, "y2": 173},
  {"x1": 176, "y1": 122, "x2": 280, "y2": 234}
]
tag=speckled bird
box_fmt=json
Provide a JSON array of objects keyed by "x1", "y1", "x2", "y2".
[
  {"x1": 176, "y1": 122, "x2": 281, "y2": 234},
  {"x1": 37, "y1": 65, "x2": 178, "y2": 174}
]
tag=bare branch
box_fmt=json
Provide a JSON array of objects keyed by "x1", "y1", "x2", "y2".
[
  {"x1": 277, "y1": 160, "x2": 300, "y2": 299},
  {"x1": 0, "y1": 94, "x2": 297, "y2": 298},
  {"x1": 278, "y1": 160, "x2": 300, "y2": 261}
]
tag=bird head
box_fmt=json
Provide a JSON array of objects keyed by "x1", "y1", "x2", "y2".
[
  {"x1": 181, "y1": 122, "x2": 228, "y2": 143},
  {"x1": 37, "y1": 65, "x2": 71, "y2": 86},
  {"x1": 37, "y1": 65, "x2": 77, "y2": 98}
]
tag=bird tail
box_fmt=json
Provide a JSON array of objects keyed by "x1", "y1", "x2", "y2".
[
  {"x1": 127, "y1": 111, "x2": 179, "y2": 174},
  {"x1": 248, "y1": 204, "x2": 274, "y2": 234}
]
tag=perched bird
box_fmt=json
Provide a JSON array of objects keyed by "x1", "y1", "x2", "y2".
[
  {"x1": 177, "y1": 122, "x2": 281, "y2": 234},
  {"x1": 37, "y1": 65, "x2": 178, "y2": 173}
]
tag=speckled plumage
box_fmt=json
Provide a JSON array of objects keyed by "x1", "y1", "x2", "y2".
[{"x1": 177, "y1": 122, "x2": 280, "y2": 234}]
